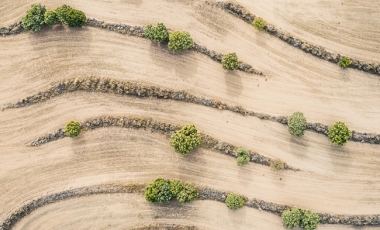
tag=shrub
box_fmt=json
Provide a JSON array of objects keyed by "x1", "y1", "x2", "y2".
[
  {"x1": 301, "y1": 210, "x2": 320, "y2": 230},
  {"x1": 270, "y1": 159, "x2": 286, "y2": 171},
  {"x1": 144, "y1": 24, "x2": 155, "y2": 40},
  {"x1": 169, "y1": 179, "x2": 183, "y2": 197},
  {"x1": 338, "y1": 56, "x2": 351, "y2": 68},
  {"x1": 144, "y1": 23, "x2": 169, "y2": 43},
  {"x1": 253, "y1": 17, "x2": 267, "y2": 30},
  {"x1": 21, "y1": 4, "x2": 46, "y2": 31},
  {"x1": 288, "y1": 112, "x2": 307, "y2": 137},
  {"x1": 281, "y1": 207, "x2": 303, "y2": 228},
  {"x1": 44, "y1": 10, "x2": 58, "y2": 26},
  {"x1": 56, "y1": 5, "x2": 72, "y2": 25},
  {"x1": 327, "y1": 122, "x2": 352, "y2": 146},
  {"x1": 236, "y1": 147, "x2": 250, "y2": 166},
  {"x1": 225, "y1": 193, "x2": 244, "y2": 210},
  {"x1": 66, "y1": 8, "x2": 86, "y2": 27},
  {"x1": 65, "y1": 121, "x2": 81, "y2": 138},
  {"x1": 222, "y1": 53, "x2": 239, "y2": 70},
  {"x1": 168, "y1": 31, "x2": 193, "y2": 52},
  {"x1": 176, "y1": 183, "x2": 198, "y2": 203},
  {"x1": 145, "y1": 178, "x2": 173, "y2": 203},
  {"x1": 169, "y1": 124, "x2": 201, "y2": 155}
]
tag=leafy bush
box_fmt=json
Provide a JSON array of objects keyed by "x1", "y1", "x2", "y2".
[
  {"x1": 338, "y1": 57, "x2": 351, "y2": 68},
  {"x1": 168, "y1": 31, "x2": 193, "y2": 52},
  {"x1": 21, "y1": 4, "x2": 46, "y2": 31},
  {"x1": 145, "y1": 178, "x2": 173, "y2": 203},
  {"x1": 169, "y1": 124, "x2": 201, "y2": 155},
  {"x1": 288, "y1": 112, "x2": 307, "y2": 137},
  {"x1": 144, "y1": 24, "x2": 155, "y2": 40},
  {"x1": 282, "y1": 207, "x2": 303, "y2": 228},
  {"x1": 169, "y1": 179, "x2": 183, "y2": 197},
  {"x1": 66, "y1": 8, "x2": 86, "y2": 27},
  {"x1": 56, "y1": 5, "x2": 72, "y2": 25},
  {"x1": 222, "y1": 53, "x2": 239, "y2": 70},
  {"x1": 176, "y1": 183, "x2": 199, "y2": 203},
  {"x1": 236, "y1": 147, "x2": 250, "y2": 166},
  {"x1": 225, "y1": 193, "x2": 244, "y2": 210},
  {"x1": 327, "y1": 122, "x2": 352, "y2": 146},
  {"x1": 253, "y1": 17, "x2": 267, "y2": 30},
  {"x1": 270, "y1": 159, "x2": 286, "y2": 171},
  {"x1": 64, "y1": 121, "x2": 81, "y2": 138},
  {"x1": 301, "y1": 210, "x2": 320, "y2": 230},
  {"x1": 144, "y1": 23, "x2": 169, "y2": 43},
  {"x1": 44, "y1": 10, "x2": 58, "y2": 26}
]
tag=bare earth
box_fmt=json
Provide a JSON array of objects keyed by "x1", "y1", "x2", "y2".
[{"x1": 0, "y1": 0, "x2": 380, "y2": 229}]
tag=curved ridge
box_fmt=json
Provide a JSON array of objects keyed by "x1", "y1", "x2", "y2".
[
  {"x1": 29, "y1": 115, "x2": 299, "y2": 171},
  {"x1": 208, "y1": 1, "x2": 380, "y2": 76},
  {"x1": 0, "y1": 18, "x2": 263, "y2": 76},
  {"x1": 5, "y1": 76, "x2": 380, "y2": 145},
  {"x1": 2, "y1": 183, "x2": 380, "y2": 230}
]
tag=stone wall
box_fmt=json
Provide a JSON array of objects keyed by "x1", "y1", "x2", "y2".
[
  {"x1": 30, "y1": 115, "x2": 297, "y2": 170},
  {"x1": 8, "y1": 76, "x2": 379, "y2": 145},
  {"x1": 0, "y1": 183, "x2": 145, "y2": 230},
  {"x1": 210, "y1": 1, "x2": 380, "y2": 76},
  {"x1": 0, "y1": 21, "x2": 23, "y2": 36}
]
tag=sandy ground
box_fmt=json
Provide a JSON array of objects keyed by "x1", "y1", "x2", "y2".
[{"x1": 1, "y1": 0, "x2": 380, "y2": 229}]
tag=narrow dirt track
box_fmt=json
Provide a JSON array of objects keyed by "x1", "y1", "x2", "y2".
[{"x1": 1, "y1": 0, "x2": 380, "y2": 229}]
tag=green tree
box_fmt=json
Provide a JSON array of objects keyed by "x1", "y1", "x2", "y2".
[
  {"x1": 236, "y1": 147, "x2": 250, "y2": 166},
  {"x1": 176, "y1": 183, "x2": 198, "y2": 203},
  {"x1": 56, "y1": 5, "x2": 72, "y2": 25},
  {"x1": 222, "y1": 53, "x2": 239, "y2": 70},
  {"x1": 168, "y1": 31, "x2": 193, "y2": 52},
  {"x1": 44, "y1": 10, "x2": 58, "y2": 26},
  {"x1": 327, "y1": 122, "x2": 352, "y2": 146},
  {"x1": 253, "y1": 17, "x2": 267, "y2": 31},
  {"x1": 66, "y1": 9, "x2": 86, "y2": 27},
  {"x1": 338, "y1": 57, "x2": 351, "y2": 68},
  {"x1": 21, "y1": 4, "x2": 46, "y2": 31},
  {"x1": 169, "y1": 179, "x2": 183, "y2": 197},
  {"x1": 301, "y1": 210, "x2": 320, "y2": 230},
  {"x1": 144, "y1": 23, "x2": 169, "y2": 43},
  {"x1": 281, "y1": 207, "x2": 303, "y2": 228},
  {"x1": 169, "y1": 124, "x2": 201, "y2": 155},
  {"x1": 64, "y1": 121, "x2": 81, "y2": 138},
  {"x1": 225, "y1": 193, "x2": 244, "y2": 210},
  {"x1": 288, "y1": 112, "x2": 307, "y2": 137},
  {"x1": 145, "y1": 178, "x2": 173, "y2": 203},
  {"x1": 144, "y1": 24, "x2": 155, "y2": 40}
]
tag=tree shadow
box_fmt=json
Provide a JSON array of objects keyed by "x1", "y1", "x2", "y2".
[
  {"x1": 149, "y1": 42, "x2": 198, "y2": 80},
  {"x1": 224, "y1": 70, "x2": 243, "y2": 97}
]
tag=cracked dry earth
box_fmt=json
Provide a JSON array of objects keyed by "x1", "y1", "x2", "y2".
[{"x1": 0, "y1": 0, "x2": 380, "y2": 229}]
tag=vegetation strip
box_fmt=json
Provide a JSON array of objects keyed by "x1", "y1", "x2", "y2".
[
  {"x1": 208, "y1": 1, "x2": 380, "y2": 76},
  {"x1": 4, "y1": 76, "x2": 379, "y2": 145},
  {"x1": 28, "y1": 115, "x2": 298, "y2": 171},
  {"x1": 1, "y1": 183, "x2": 379, "y2": 230},
  {"x1": 0, "y1": 18, "x2": 262, "y2": 75}
]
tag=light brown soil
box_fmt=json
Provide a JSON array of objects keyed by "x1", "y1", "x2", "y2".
[{"x1": 1, "y1": 0, "x2": 380, "y2": 229}]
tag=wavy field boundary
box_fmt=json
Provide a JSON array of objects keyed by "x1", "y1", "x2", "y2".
[
  {"x1": 5, "y1": 76, "x2": 380, "y2": 145},
  {"x1": 209, "y1": 1, "x2": 380, "y2": 76},
  {"x1": 0, "y1": 18, "x2": 263, "y2": 76},
  {"x1": 29, "y1": 115, "x2": 298, "y2": 171},
  {"x1": 2, "y1": 183, "x2": 380, "y2": 230}
]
